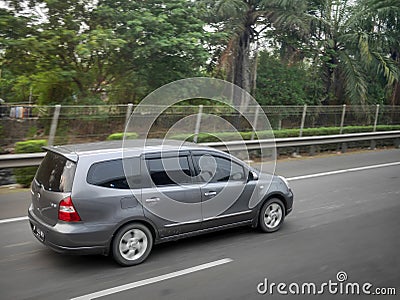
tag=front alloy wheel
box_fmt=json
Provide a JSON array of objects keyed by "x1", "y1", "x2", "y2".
[
  {"x1": 259, "y1": 198, "x2": 285, "y2": 233},
  {"x1": 112, "y1": 223, "x2": 153, "y2": 266}
]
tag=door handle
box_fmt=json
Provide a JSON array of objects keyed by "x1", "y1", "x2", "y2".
[
  {"x1": 145, "y1": 197, "x2": 160, "y2": 203},
  {"x1": 204, "y1": 191, "x2": 217, "y2": 197}
]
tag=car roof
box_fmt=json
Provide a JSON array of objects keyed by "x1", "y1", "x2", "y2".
[{"x1": 43, "y1": 139, "x2": 210, "y2": 162}]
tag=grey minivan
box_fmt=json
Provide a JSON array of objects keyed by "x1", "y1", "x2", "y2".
[{"x1": 28, "y1": 140, "x2": 293, "y2": 266}]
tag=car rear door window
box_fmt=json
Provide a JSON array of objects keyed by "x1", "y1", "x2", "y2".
[
  {"x1": 87, "y1": 157, "x2": 141, "y2": 189},
  {"x1": 146, "y1": 156, "x2": 192, "y2": 186}
]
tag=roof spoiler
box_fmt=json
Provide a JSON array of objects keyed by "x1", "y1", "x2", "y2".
[{"x1": 42, "y1": 146, "x2": 79, "y2": 162}]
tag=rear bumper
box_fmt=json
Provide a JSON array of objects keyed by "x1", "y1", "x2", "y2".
[{"x1": 28, "y1": 205, "x2": 112, "y2": 255}]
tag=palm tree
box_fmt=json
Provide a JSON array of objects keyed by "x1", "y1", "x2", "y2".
[
  {"x1": 360, "y1": 0, "x2": 400, "y2": 106},
  {"x1": 205, "y1": 0, "x2": 400, "y2": 106},
  {"x1": 203, "y1": 0, "x2": 308, "y2": 107},
  {"x1": 305, "y1": 0, "x2": 400, "y2": 105}
]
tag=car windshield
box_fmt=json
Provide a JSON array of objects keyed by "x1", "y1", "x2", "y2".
[{"x1": 35, "y1": 152, "x2": 76, "y2": 192}]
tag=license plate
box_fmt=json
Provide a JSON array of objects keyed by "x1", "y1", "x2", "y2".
[{"x1": 32, "y1": 225, "x2": 45, "y2": 242}]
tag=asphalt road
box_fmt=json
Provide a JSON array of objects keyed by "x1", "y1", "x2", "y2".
[{"x1": 0, "y1": 149, "x2": 399, "y2": 299}]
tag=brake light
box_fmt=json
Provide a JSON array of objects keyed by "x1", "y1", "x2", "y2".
[{"x1": 58, "y1": 196, "x2": 81, "y2": 222}]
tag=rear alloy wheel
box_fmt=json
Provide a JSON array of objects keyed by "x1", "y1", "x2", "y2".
[
  {"x1": 259, "y1": 198, "x2": 285, "y2": 233},
  {"x1": 112, "y1": 223, "x2": 153, "y2": 266}
]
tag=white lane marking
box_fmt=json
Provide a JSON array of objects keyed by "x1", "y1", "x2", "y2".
[
  {"x1": 4, "y1": 241, "x2": 33, "y2": 248},
  {"x1": 287, "y1": 161, "x2": 400, "y2": 181},
  {"x1": 0, "y1": 216, "x2": 28, "y2": 224},
  {"x1": 70, "y1": 258, "x2": 233, "y2": 300},
  {"x1": 296, "y1": 204, "x2": 344, "y2": 214}
]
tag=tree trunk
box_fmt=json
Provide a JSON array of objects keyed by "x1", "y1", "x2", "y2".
[
  {"x1": 251, "y1": 50, "x2": 258, "y2": 95},
  {"x1": 390, "y1": 50, "x2": 400, "y2": 106},
  {"x1": 233, "y1": 29, "x2": 252, "y2": 110},
  {"x1": 390, "y1": 81, "x2": 400, "y2": 106},
  {"x1": 73, "y1": 77, "x2": 87, "y2": 98},
  {"x1": 323, "y1": 51, "x2": 342, "y2": 105}
]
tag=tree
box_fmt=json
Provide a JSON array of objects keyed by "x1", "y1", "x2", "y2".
[
  {"x1": 0, "y1": 6, "x2": 37, "y2": 102},
  {"x1": 359, "y1": 0, "x2": 400, "y2": 105},
  {"x1": 255, "y1": 52, "x2": 323, "y2": 105},
  {"x1": 303, "y1": 0, "x2": 400, "y2": 105},
  {"x1": 1, "y1": 0, "x2": 126, "y2": 104},
  {"x1": 94, "y1": 0, "x2": 210, "y2": 102},
  {"x1": 204, "y1": 0, "x2": 400, "y2": 106},
  {"x1": 0, "y1": 0, "x2": 210, "y2": 104},
  {"x1": 202, "y1": 0, "x2": 309, "y2": 100}
]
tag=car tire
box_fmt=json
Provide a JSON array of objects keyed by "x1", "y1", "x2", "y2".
[
  {"x1": 259, "y1": 198, "x2": 285, "y2": 233},
  {"x1": 112, "y1": 223, "x2": 153, "y2": 266}
]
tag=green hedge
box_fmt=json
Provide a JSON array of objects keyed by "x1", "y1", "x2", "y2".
[
  {"x1": 170, "y1": 125, "x2": 400, "y2": 143},
  {"x1": 107, "y1": 132, "x2": 139, "y2": 140},
  {"x1": 14, "y1": 139, "x2": 47, "y2": 187},
  {"x1": 274, "y1": 125, "x2": 400, "y2": 138}
]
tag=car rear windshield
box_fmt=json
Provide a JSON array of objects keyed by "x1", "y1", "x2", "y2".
[{"x1": 35, "y1": 152, "x2": 76, "y2": 192}]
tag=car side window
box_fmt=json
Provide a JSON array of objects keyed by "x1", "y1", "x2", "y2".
[
  {"x1": 193, "y1": 155, "x2": 245, "y2": 183},
  {"x1": 87, "y1": 157, "x2": 141, "y2": 189},
  {"x1": 145, "y1": 156, "x2": 192, "y2": 186}
]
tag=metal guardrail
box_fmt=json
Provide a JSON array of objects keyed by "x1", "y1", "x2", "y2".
[
  {"x1": 0, "y1": 152, "x2": 46, "y2": 168},
  {"x1": 202, "y1": 130, "x2": 400, "y2": 151},
  {"x1": 1, "y1": 131, "x2": 399, "y2": 168}
]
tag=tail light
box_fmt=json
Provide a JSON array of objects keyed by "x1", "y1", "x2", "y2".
[{"x1": 58, "y1": 196, "x2": 81, "y2": 222}]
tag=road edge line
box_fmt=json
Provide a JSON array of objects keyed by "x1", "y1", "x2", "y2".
[{"x1": 287, "y1": 161, "x2": 400, "y2": 181}]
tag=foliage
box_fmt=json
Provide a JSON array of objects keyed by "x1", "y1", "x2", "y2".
[
  {"x1": 255, "y1": 52, "x2": 323, "y2": 105},
  {"x1": 15, "y1": 139, "x2": 47, "y2": 153},
  {"x1": 107, "y1": 132, "x2": 139, "y2": 140},
  {"x1": 14, "y1": 139, "x2": 47, "y2": 187},
  {"x1": 0, "y1": 0, "x2": 399, "y2": 106},
  {"x1": 202, "y1": 0, "x2": 307, "y2": 100},
  {"x1": 302, "y1": 0, "x2": 400, "y2": 105},
  {"x1": 93, "y1": 0, "x2": 211, "y2": 102},
  {"x1": 0, "y1": 0, "x2": 209, "y2": 104}
]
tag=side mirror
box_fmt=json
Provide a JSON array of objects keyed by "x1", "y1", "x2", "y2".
[{"x1": 248, "y1": 170, "x2": 259, "y2": 181}]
